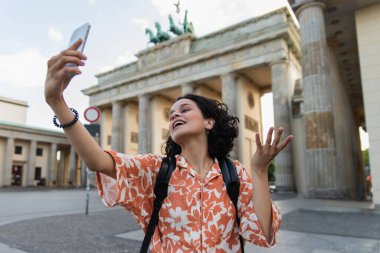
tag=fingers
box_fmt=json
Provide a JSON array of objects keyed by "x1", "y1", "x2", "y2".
[
  {"x1": 52, "y1": 55, "x2": 85, "y2": 72},
  {"x1": 255, "y1": 132, "x2": 262, "y2": 150},
  {"x1": 277, "y1": 135, "x2": 293, "y2": 153},
  {"x1": 265, "y1": 127, "x2": 274, "y2": 146},
  {"x1": 55, "y1": 66, "x2": 82, "y2": 80},
  {"x1": 256, "y1": 127, "x2": 293, "y2": 154},
  {"x1": 47, "y1": 47, "x2": 87, "y2": 82},
  {"x1": 69, "y1": 38, "x2": 83, "y2": 50},
  {"x1": 272, "y1": 127, "x2": 284, "y2": 146},
  {"x1": 47, "y1": 41, "x2": 87, "y2": 69}
]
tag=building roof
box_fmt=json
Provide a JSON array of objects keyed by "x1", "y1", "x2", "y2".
[
  {"x1": 0, "y1": 120, "x2": 68, "y2": 140},
  {"x1": 0, "y1": 96, "x2": 28, "y2": 107}
]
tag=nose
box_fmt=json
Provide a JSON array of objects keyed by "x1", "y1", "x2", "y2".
[{"x1": 170, "y1": 111, "x2": 180, "y2": 121}]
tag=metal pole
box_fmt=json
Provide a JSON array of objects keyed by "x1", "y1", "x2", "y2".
[
  {"x1": 85, "y1": 166, "x2": 90, "y2": 215},
  {"x1": 84, "y1": 127, "x2": 100, "y2": 215}
]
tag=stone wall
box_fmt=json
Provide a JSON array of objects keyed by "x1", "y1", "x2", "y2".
[{"x1": 356, "y1": 3, "x2": 380, "y2": 205}]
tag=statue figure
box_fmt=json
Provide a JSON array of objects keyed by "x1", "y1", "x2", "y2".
[
  {"x1": 155, "y1": 22, "x2": 171, "y2": 42},
  {"x1": 145, "y1": 7, "x2": 195, "y2": 46},
  {"x1": 169, "y1": 14, "x2": 183, "y2": 36},
  {"x1": 183, "y1": 10, "x2": 194, "y2": 34},
  {"x1": 174, "y1": 0, "x2": 180, "y2": 14},
  {"x1": 145, "y1": 28, "x2": 159, "y2": 45}
]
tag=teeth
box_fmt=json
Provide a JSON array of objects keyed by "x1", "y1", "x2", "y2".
[{"x1": 174, "y1": 120, "x2": 185, "y2": 128}]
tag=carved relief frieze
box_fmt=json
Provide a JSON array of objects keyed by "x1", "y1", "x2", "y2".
[
  {"x1": 90, "y1": 40, "x2": 287, "y2": 104},
  {"x1": 136, "y1": 34, "x2": 195, "y2": 69}
]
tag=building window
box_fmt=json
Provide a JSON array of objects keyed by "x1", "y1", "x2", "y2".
[
  {"x1": 131, "y1": 132, "x2": 138, "y2": 143},
  {"x1": 36, "y1": 148, "x2": 43, "y2": 156},
  {"x1": 35, "y1": 167, "x2": 42, "y2": 180},
  {"x1": 14, "y1": 146, "x2": 22, "y2": 155},
  {"x1": 247, "y1": 92, "x2": 255, "y2": 109},
  {"x1": 244, "y1": 115, "x2": 258, "y2": 132}
]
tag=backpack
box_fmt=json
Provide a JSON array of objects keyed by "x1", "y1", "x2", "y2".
[{"x1": 140, "y1": 156, "x2": 244, "y2": 253}]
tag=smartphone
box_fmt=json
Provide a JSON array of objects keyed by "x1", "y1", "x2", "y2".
[
  {"x1": 66, "y1": 23, "x2": 91, "y2": 67},
  {"x1": 68, "y1": 22, "x2": 91, "y2": 52}
]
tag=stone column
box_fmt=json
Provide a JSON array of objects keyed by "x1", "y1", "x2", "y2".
[
  {"x1": 181, "y1": 83, "x2": 196, "y2": 95},
  {"x1": 81, "y1": 160, "x2": 86, "y2": 187},
  {"x1": 111, "y1": 101, "x2": 123, "y2": 152},
  {"x1": 296, "y1": 1, "x2": 337, "y2": 198},
  {"x1": 270, "y1": 59, "x2": 294, "y2": 191},
  {"x1": 122, "y1": 103, "x2": 130, "y2": 153},
  {"x1": 69, "y1": 147, "x2": 76, "y2": 186},
  {"x1": 138, "y1": 94, "x2": 151, "y2": 154},
  {"x1": 58, "y1": 150, "x2": 65, "y2": 186},
  {"x1": 3, "y1": 137, "x2": 14, "y2": 186},
  {"x1": 221, "y1": 73, "x2": 239, "y2": 160},
  {"x1": 27, "y1": 140, "x2": 37, "y2": 186},
  {"x1": 48, "y1": 143, "x2": 57, "y2": 186}
]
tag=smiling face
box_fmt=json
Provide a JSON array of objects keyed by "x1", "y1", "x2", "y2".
[{"x1": 168, "y1": 98, "x2": 214, "y2": 145}]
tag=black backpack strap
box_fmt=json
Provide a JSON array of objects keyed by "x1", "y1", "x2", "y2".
[
  {"x1": 140, "y1": 156, "x2": 176, "y2": 253},
  {"x1": 220, "y1": 158, "x2": 244, "y2": 253}
]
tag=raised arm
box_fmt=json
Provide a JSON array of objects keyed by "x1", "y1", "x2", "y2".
[
  {"x1": 251, "y1": 127, "x2": 293, "y2": 241},
  {"x1": 44, "y1": 39, "x2": 115, "y2": 178}
]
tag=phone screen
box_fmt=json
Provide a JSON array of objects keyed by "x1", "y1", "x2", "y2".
[{"x1": 68, "y1": 23, "x2": 91, "y2": 53}]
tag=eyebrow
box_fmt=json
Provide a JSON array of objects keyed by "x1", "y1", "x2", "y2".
[{"x1": 169, "y1": 103, "x2": 192, "y2": 115}]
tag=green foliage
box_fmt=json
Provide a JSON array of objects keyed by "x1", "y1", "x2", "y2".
[
  {"x1": 268, "y1": 162, "x2": 275, "y2": 182},
  {"x1": 363, "y1": 149, "x2": 370, "y2": 167}
]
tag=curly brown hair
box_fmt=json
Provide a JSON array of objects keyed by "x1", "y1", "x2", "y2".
[{"x1": 163, "y1": 94, "x2": 239, "y2": 159}]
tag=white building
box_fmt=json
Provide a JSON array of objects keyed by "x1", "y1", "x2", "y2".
[{"x1": 0, "y1": 96, "x2": 82, "y2": 187}]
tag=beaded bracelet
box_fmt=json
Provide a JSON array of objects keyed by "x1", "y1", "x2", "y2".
[{"x1": 53, "y1": 108, "x2": 79, "y2": 129}]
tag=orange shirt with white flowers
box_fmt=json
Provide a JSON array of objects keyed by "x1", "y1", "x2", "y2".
[{"x1": 97, "y1": 150, "x2": 281, "y2": 252}]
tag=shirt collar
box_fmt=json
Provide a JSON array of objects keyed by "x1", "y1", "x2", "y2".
[{"x1": 176, "y1": 154, "x2": 222, "y2": 183}]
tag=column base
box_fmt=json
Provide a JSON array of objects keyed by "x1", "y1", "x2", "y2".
[
  {"x1": 276, "y1": 185, "x2": 296, "y2": 193},
  {"x1": 307, "y1": 189, "x2": 354, "y2": 199}
]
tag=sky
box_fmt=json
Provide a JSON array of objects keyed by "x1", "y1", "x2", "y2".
[{"x1": 0, "y1": 0, "x2": 369, "y2": 149}]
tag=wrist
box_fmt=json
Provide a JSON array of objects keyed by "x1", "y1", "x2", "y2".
[
  {"x1": 47, "y1": 96, "x2": 66, "y2": 110},
  {"x1": 251, "y1": 168, "x2": 268, "y2": 179}
]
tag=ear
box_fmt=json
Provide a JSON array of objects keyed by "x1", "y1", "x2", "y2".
[{"x1": 205, "y1": 118, "x2": 215, "y2": 130}]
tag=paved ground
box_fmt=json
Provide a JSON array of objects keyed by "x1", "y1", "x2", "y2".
[
  {"x1": 0, "y1": 187, "x2": 107, "y2": 227},
  {"x1": 282, "y1": 209, "x2": 380, "y2": 239},
  {"x1": 0, "y1": 188, "x2": 379, "y2": 253}
]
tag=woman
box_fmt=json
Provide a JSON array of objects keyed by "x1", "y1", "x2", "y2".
[{"x1": 45, "y1": 40, "x2": 293, "y2": 252}]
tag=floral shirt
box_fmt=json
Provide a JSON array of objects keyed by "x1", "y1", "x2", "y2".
[{"x1": 97, "y1": 151, "x2": 281, "y2": 252}]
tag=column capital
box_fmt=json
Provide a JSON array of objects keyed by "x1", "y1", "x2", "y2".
[
  {"x1": 180, "y1": 82, "x2": 196, "y2": 89},
  {"x1": 138, "y1": 93, "x2": 151, "y2": 99},
  {"x1": 220, "y1": 72, "x2": 239, "y2": 79},
  {"x1": 295, "y1": 1, "x2": 326, "y2": 17},
  {"x1": 181, "y1": 83, "x2": 197, "y2": 95},
  {"x1": 269, "y1": 58, "x2": 289, "y2": 67},
  {"x1": 111, "y1": 100, "x2": 123, "y2": 107}
]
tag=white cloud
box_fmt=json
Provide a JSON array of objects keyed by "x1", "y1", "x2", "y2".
[
  {"x1": 115, "y1": 51, "x2": 137, "y2": 66},
  {"x1": 0, "y1": 48, "x2": 48, "y2": 87},
  {"x1": 98, "y1": 50, "x2": 137, "y2": 72},
  {"x1": 48, "y1": 26, "x2": 63, "y2": 43},
  {"x1": 150, "y1": 0, "x2": 288, "y2": 36},
  {"x1": 150, "y1": 0, "x2": 174, "y2": 16},
  {"x1": 132, "y1": 18, "x2": 152, "y2": 30},
  {"x1": 98, "y1": 65, "x2": 113, "y2": 73}
]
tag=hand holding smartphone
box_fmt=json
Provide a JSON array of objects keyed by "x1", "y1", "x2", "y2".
[{"x1": 66, "y1": 23, "x2": 91, "y2": 67}]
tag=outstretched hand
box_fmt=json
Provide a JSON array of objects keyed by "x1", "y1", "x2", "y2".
[
  {"x1": 251, "y1": 127, "x2": 293, "y2": 175},
  {"x1": 44, "y1": 39, "x2": 87, "y2": 106}
]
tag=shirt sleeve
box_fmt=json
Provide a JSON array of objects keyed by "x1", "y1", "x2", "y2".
[
  {"x1": 96, "y1": 150, "x2": 162, "y2": 231},
  {"x1": 234, "y1": 160, "x2": 281, "y2": 248}
]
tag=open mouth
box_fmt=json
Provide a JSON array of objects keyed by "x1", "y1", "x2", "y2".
[{"x1": 173, "y1": 120, "x2": 186, "y2": 130}]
